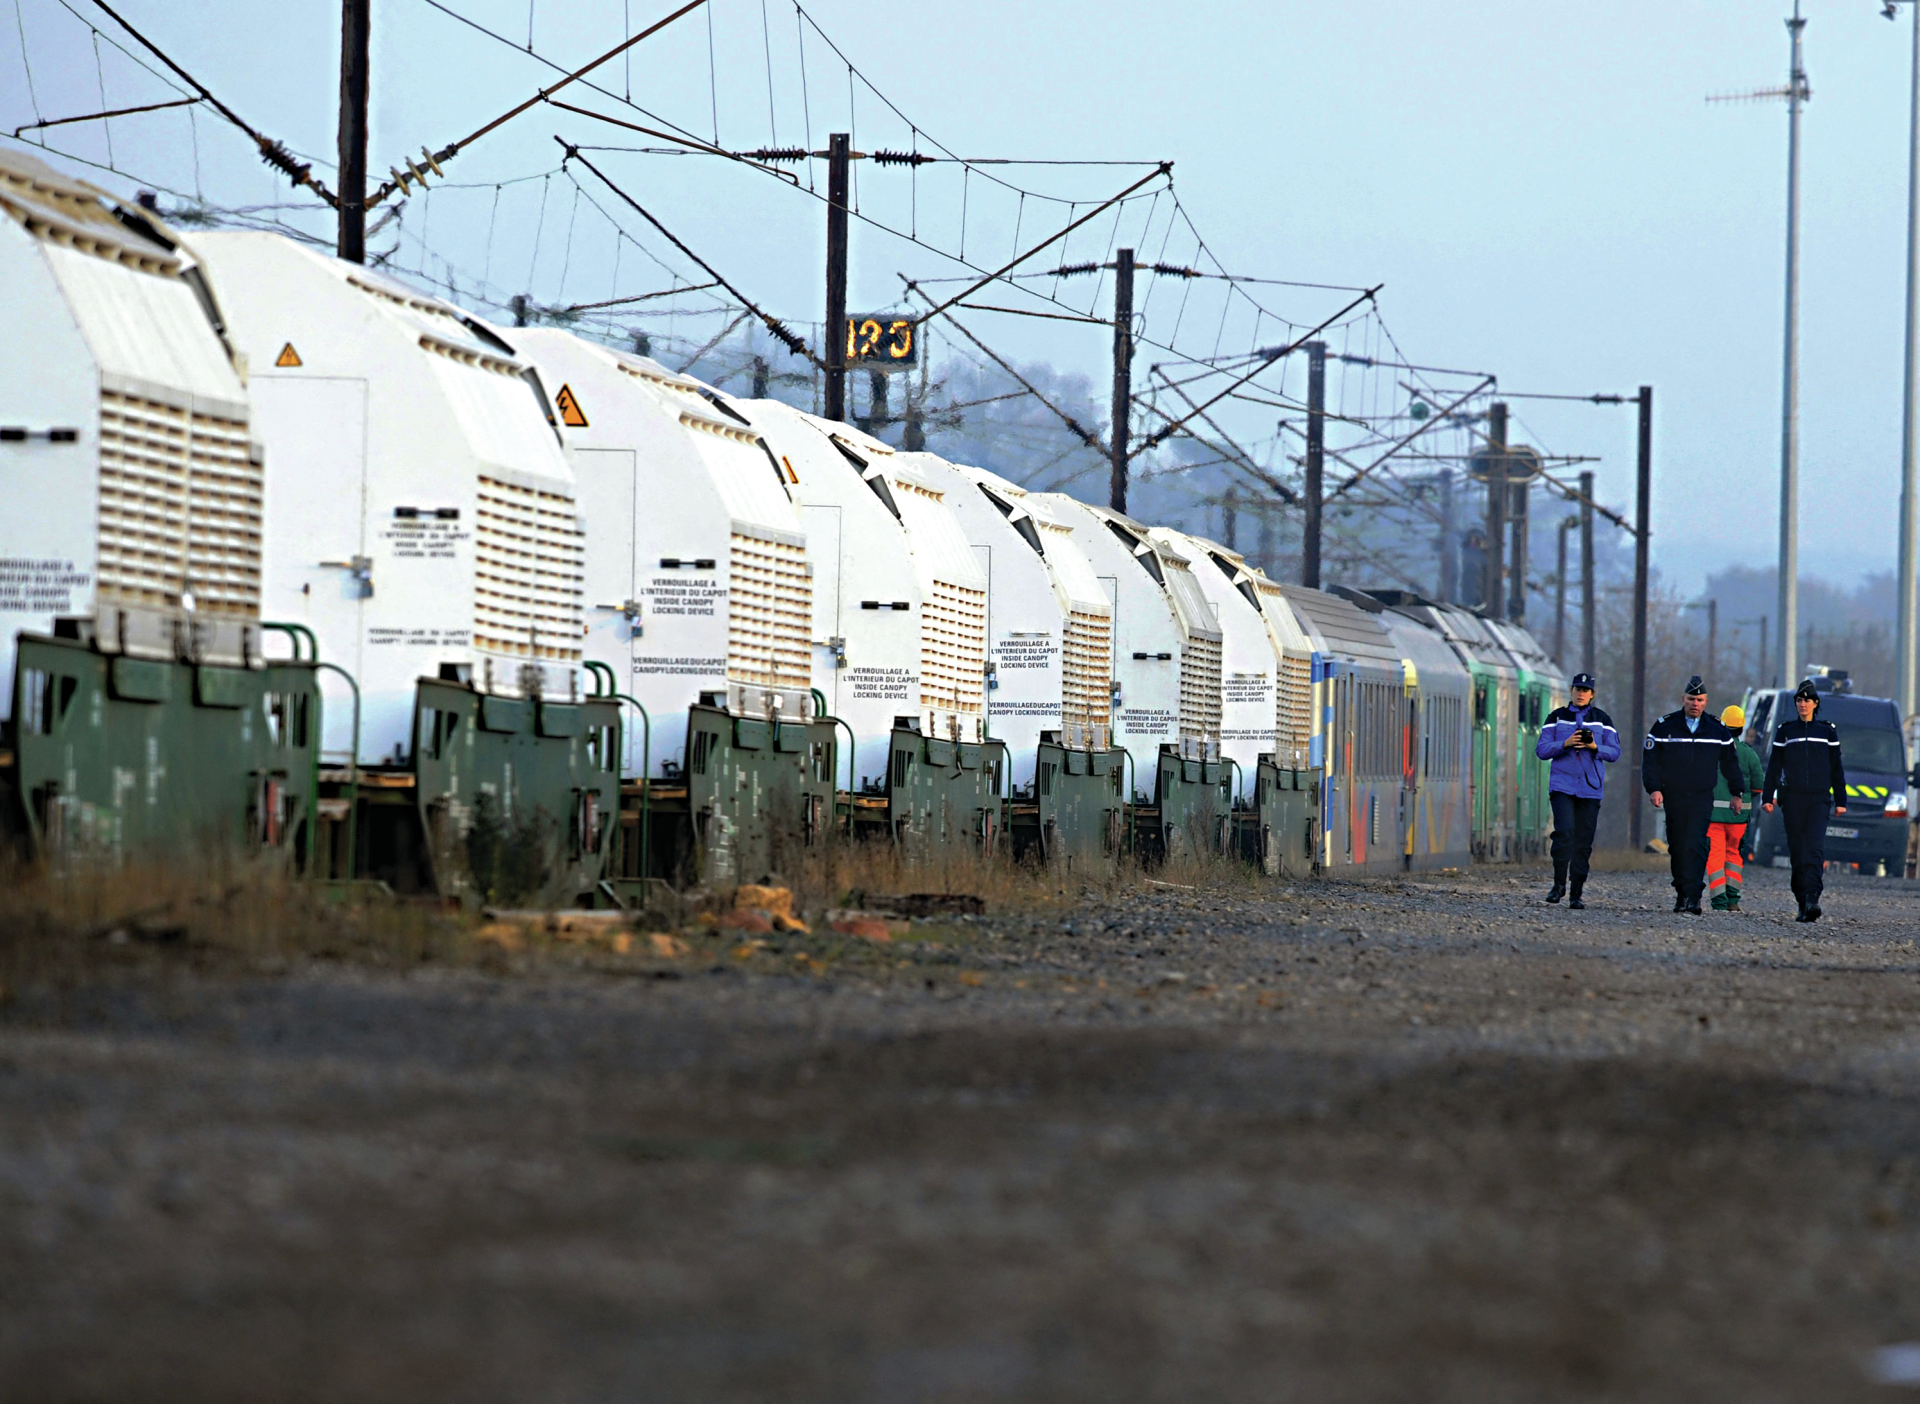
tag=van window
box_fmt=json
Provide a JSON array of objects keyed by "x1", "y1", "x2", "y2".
[
  {"x1": 1821, "y1": 695, "x2": 1907, "y2": 775},
  {"x1": 1835, "y1": 725, "x2": 1906, "y2": 776}
]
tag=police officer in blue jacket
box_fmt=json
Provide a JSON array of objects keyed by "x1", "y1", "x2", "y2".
[
  {"x1": 1761, "y1": 678, "x2": 1848, "y2": 922},
  {"x1": 1537, "y1": 672, "x2": 1621, "y2": 908},
  {"x1": 1643, "y1": 676, "x2": 1747, "y2": 915}
]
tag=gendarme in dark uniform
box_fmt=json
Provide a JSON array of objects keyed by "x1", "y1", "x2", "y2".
[
  {"x1": 1762, "y1": 678, "x2": 1848, "y2": 922},
  {"x1": 1642, "y1": 676, "x2": 1746, "y2": 915}
]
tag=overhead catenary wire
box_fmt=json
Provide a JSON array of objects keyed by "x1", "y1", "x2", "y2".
[
  {"x1": 560, "y1": 139, "x2": 814, "y2": 361},
  {"x1": 373, "y1": 0, "x2": 712, "y2": 209},
  {"x1": 12, "y1": 94, "x2": 198, "y2": 139},
  {"x1": 81, "y1": 0, "x2": 339, "y2": 205}
]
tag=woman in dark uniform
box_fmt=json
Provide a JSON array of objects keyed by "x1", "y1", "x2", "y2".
[{"x1": 1761, "y1": 679, "x2": 1848, "y2": 923}]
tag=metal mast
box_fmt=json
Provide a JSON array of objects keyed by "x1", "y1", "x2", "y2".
[
  {"x1": 1778, "y1": 1, "x2": 1809, "y2": 688},
  {"x1": 1896, "y1": 0, "x2": 1920, "y2": 717}
]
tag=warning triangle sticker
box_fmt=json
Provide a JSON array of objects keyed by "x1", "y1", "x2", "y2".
[
  {"x1": 555, "y1": 383, "x2": 588, "y2": 428},
  {"x1": 274, "y1": 342, "x2": 303, "y2": 368}
]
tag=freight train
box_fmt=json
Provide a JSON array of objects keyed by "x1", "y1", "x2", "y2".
[{"x1": 0, "y1": 151, "x2": 1566, "y2": 899}]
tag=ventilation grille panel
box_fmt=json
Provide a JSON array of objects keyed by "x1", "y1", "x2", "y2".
[
  {"x1": 921, "y1": 578, "x2": 987, "y2": 718},
  {"x1": 473, "y1": 476, "x2": 583, "y2": 660},
  {"x1": 1063, "y1": 607, "x2": 1112, "y2": 732},
  {"x1": 1178, "y1": 633, "x2": 1223, "y2": 740},
  {"x1": 96, "y1": 388, "x2": 260, "y2": 618},
  {"x1": 727, "y1": 531, "x2": 811, "y2": 690}
]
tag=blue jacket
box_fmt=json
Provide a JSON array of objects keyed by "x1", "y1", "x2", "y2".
[{"x1": 1535, "y1": 702, "x2": 1622, "y2": 799}]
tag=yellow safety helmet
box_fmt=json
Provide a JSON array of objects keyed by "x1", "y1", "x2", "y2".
[{"x1": 1720, "y1": 704, "x2": 1745, "y2": 729}]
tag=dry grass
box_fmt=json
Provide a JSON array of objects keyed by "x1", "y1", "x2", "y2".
[
  {"x1": 0, "y1": 856, "x2": 472, "y2": 1000},
  {"x1": 776, "y1": 834, "x2": 1125, "y2": 918}
]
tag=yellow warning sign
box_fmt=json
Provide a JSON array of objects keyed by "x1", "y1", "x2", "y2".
[
  {"x1": 275, "y1": 343, "x2": 303, "y2": 368},
  {"x1": 555, "y1": 383, "x2": 588, "y2": 427}
]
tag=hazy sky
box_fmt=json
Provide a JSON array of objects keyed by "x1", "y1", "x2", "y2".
[{"x1": 7, "y1": 0, "x2": 1920, "y2": 597}]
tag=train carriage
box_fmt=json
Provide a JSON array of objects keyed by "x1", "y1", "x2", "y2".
[
  {"x1": 1037, "y1": 498, "x2": 1227, "y2": 858},
  {"x1": 1485, "y1": 620, "x2": 1565, "y2": 858},
  {"x1": 895, "y1": 456, "x2": 1121, "y2": 866},
  {"x1": 748, "y1": 401, "x2": 999, "y2": 855},
  {"x1": 0, "y1": 151, "x2": 318, "y2": 867},
  {"x1": 1281, "y1": 586, "x2": 1410, "y2": 874},
  {"x1": 1359, "y1": 593, "x2": 1476, "y2": 869},
  {"x1": 190, "y1": 232, "x2": 617, "y2": 899}
]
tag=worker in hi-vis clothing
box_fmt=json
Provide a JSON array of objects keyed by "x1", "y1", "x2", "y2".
[
  {"x1": 1762, "y1": 678, "x2": 1848, "y2": 923},
  {"x1": 1705, "y1": 704, "x2": 1764, "y2": 911},
  {"x1": 1642, "y1": 675, "x2": 1746, "y2": 915}
]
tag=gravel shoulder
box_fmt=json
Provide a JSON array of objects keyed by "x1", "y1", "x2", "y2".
[{"x1": 6, "y1": 863, "x2": 1920, "y2": 1402}]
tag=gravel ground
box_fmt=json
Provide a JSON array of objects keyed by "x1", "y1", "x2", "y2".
[{"x1": 6, "y1": 862, "x2": 1920, "y2": 1401}]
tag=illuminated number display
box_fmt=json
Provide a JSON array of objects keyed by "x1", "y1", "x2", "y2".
[{"x1": 844, "y1": 315, "x2": 917, "y2": 370}]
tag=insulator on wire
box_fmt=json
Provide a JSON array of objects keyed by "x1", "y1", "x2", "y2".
[
  {"x1": 740, "y1": 147, "x2": 807, "y2": 162},
  {"x1": 1044, "y1": 262, "x2": 1099, "y2": 278},
  {"x1": 868, "y1": 148, "x2": 934, "y2": 166},
  {"x1": 1150, "y1": 263, "x2": 1200, "y2": 278},
  {"x1": 256, "y1": 137, "x2": 313, "y2": 188}
]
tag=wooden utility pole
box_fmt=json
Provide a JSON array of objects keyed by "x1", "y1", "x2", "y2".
[
  {"x1": 1579, "y1": 468, "x2": 1596, "y2": 674},
  {"x1": 1629, "y1": 385, "x2": 1652, "y2": 850},
  {"x1": 1303, "y1": 340, "x2": 1326, "y2": 588},
  {"x1": 1109, "y1": 248, "x2": 1135, "y2": 513},
  {"x1": 823, "y1": 133, "x2": 850, "y2": 421},
  {"x1": 336, "y1": 0, "x2": 371, "y2": 262}
]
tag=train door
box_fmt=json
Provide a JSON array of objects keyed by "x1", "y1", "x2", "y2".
[
  {"x1": 1402, "y1": 690, "x2": 1419, "y2": 867},
  {"x1": 250, "y1": 376, "x2": 368, "y2": 758},
  {"x1": 1471, "y1": 677, "x2": 1492, "y2": 857}
]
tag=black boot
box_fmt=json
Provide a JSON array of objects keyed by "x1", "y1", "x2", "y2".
[
  {"x1": 1673, "y1": 894, "x2": 1686, "y2": 913},
  {"x1": 1683, "y1": 897, "x2": 1704, "y2": 915},
  {"x1": 1568, "y1": 880, "x2": 1586, "y2": 911},
  {"x1": 1806, "y1": 903, "x2": 1822, "y2": 923},
  {"x1": 1546, "y1": 867, "x2": 1566, "y2": 904}
]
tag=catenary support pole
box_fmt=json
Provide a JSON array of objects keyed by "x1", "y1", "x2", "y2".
[
  {"x1": 1439, "y1": 467, "x2": 1458, "y2": 603},
  {"x1": 1554, "y1": 515, "x2": 1574, "y2": 666},
  {"x1": 1899, "y1": 0, "x2": 1920, "y2": 718},
  {"x1": 1630, "y1": 386, "x2": 1652, "y2": 851},
  {"x1": 1304, "y1": 340, "x2": 1327, "y2": 587},
  {"x1": 1579, "y1": 469, "x2": 1596, "y2": 675},
  {"x1": 1109, "y1": 247, "x2": 1135, "y2": 513},
  {"x1": 1707, "y1": 599, "x2": 1719, "y2": 688},
  {"x1": 336, "y1": 0, "x2": 370, "y2": 261},
  {"x1": 824, "y1": 132, "x2": 850, "y2": 422},
  {"x1": 1484, "y1": 402, "x2": 1509, "y2": 617},
  {"x1": 1507, "y1": 469, "x2": 1529, "y2": 624},
  {"x1": 1778, "y1": 3, "x2": 1808, "y2": 690}
]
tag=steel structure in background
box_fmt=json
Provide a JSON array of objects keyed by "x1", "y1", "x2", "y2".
[
  {"x1": 336, "y1": 0, "x2": 370, "y2": 262},
  {"x1": 1483, "y1": 401, "x2": 1509, "y2": 618},
  {"x1": 1303, "y1": 340, "x2": 1327, "y2": 588},
  {"x1": 1109, "y1": 248, "x2": 1135, "y2": 513},
  {"x1": 824, "y1": 133, "x2": 851, "y2": 421},
  {"x1": 1554, "y1": 513, "x2": 1578, "y2": 667}
]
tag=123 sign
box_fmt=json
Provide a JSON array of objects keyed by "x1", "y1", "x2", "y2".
[{"x1": 845, "y1": 315, "x2": 917, "y2": 370}]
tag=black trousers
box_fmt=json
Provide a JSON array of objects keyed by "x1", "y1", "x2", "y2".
[
  {"x1": 1663, "y1": 789, "x2": 1715, "y2": 901},
  {"x1": 1549, "y1": 792, "x2": 1602, "y2": 883},
  {"x1": 1780, "y1": 793, "x2": 1831, "y2": 908}
]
